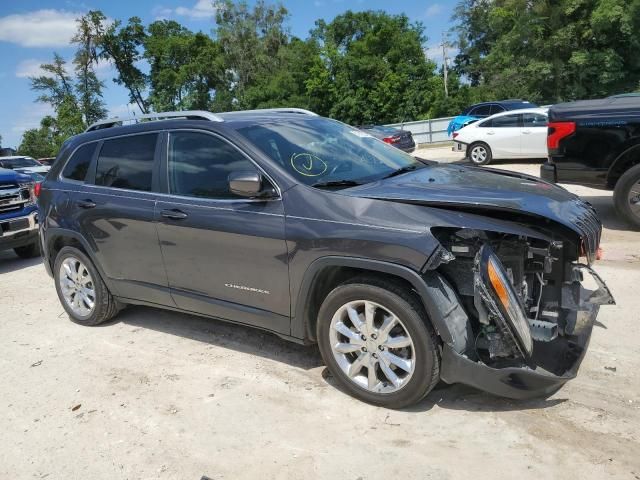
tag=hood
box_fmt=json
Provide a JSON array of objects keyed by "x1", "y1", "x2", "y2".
[
  {"x1": 0, "y1": 167, "x2": 31, "y2": 184},
  {"x1": 343, "y1": 164, "x2": 601, "y2": 261},
  {"x1": 15, "y1": 166, "x2": 49, "y2": 174}
]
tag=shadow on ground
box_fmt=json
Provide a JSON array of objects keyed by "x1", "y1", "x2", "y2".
[
  {"x1": 0, "y1": 252, "x2": 43, "y2": 275},
  {"x1": 116, "y1": 305, "x2": 323, "y2": 371},
  {"x1": 115, "y1": 305, "x2": 566, "y2": 414}
]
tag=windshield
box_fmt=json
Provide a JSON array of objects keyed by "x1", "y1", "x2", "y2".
[
  {"x1": 0, "y1": 157, "x2": 40, "y2": 168},
  {"x1": 237, "y1": 118, "x2": 424, "y2": 187}
]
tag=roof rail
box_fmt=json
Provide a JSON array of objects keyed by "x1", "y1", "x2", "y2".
[
  {"x1": 85, "y1": 107, "x2": 319, "y2": 132},
  {"x1": 219, "y1": 107, "x2": 319, "y2": 117},
  {"x1": 85, "y1": 110, "x2": 224, "y2": 132}
]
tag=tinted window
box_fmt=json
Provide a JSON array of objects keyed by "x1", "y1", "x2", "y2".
[
  {"x1": 470, "y1": 105, "x2": 492, "y2": 116},
  {"x1": 491, "y1": 114, "x2": 521, "y2": 127},
  {"x1": 489, "y1": 104, "x2": 505, "y2": 115},
  {"x1": 522, "y1": 113, "x2": 548, "y2": 127},
  {"x1": 62, "y1": 143, "x2": 96, "y2": 181},
  {"x1": 168, "y1": 131, "x2": 257, "y2": 199},
  {"x1": 95, "y1": 134, "x2": 157, "y2": 191}
]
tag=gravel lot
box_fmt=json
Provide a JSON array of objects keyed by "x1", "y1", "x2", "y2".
[{"x1": 1, "y1": 147, "x2": 638, "y2": 479}]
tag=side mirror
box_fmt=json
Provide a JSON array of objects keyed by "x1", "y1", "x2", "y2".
[{"x1": 229, "y1": 170, "x2": 270, "y2": 198}]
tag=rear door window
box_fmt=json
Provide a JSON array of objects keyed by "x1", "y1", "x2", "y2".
[
  {"x1": 470, "y1": 105, "x2": 492, "y2": 117},
  {"x1": 491, "y1": 114, "x2": 521, "y2": 127},
  {"x1": 489, "y1": 104, "x2": 505, "y2": 115},
  {"x1": 62, "y1": 143, "x2": 97, "y2": 182},
  {"x1": 522, "y1": 113, "x2": 548, "y2": 127},
  {"x1": 95, "y1": 134, "x2": 158, "y2": 191}
]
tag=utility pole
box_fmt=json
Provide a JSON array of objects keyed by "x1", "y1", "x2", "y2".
[{"x1": 441, "y1": 32, "x2": 449, "y2": 98}]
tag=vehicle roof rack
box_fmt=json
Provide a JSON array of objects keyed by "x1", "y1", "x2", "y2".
[
  {"x1": 85, "y1": 110, "x2": 224, "y2": 132},
  {"x1": 85, "y1": 107, "x2": 318, "y2": 132}
]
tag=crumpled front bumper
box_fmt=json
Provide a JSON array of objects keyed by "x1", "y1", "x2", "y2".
[{"x1": 440, "y1": 264, "x2": 614, "y2": 399}]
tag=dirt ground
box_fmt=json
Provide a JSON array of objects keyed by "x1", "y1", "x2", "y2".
[{"x1": 1, "y1": 147, "x2": 638, "y2": 479}]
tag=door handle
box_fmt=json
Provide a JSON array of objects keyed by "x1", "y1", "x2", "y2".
[
  {"x1": 77, "y1": 199, "x2": 96, "y2": 209},
  {"x1": 522, "y1": 130, "x2": 531, "y2": 134},
  {"x1": 161, "y1": 208, "x2": 188, "y2": 220},
  {"x1": 487, "y1": 130, "x2": 495, "y2": 135}
]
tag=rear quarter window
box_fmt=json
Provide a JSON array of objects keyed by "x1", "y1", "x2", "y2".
[{"x1": 62, "y1": 143, "x2": 97, "y2": 182}]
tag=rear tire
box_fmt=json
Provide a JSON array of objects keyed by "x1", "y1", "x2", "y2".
[
  {"x1": 54, "y1": 246, "x2": 120, "y2": 326},
  {"x1": 317, "y1": 277, "x2": 440, "y2": 408},
  {"x1": 14, "y1": 241, "x2": 40, "y2": 259},
  {"x1": 468, "y1": 142, "x2": 492, "y2": 166},
  {"x1": 613, "y1": 164, "x2": 640, "y2": 230}
]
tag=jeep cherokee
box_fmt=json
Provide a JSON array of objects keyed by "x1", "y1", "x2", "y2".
[{"x1": 38, "y1": 108, "x2": 614, "y2": 408}]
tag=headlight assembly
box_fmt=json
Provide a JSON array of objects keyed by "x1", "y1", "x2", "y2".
[
  {"x1": 475, "y1": 244, "x2": 533, "y2": 357},
  {"x1": 19, "y1": 182, "x2": 36, "y2": 204}
]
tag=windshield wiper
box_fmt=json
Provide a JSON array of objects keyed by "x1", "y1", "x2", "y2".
[
  {"x1": 382, "y1": 164, "x2": 422, "y2": 179},
  {"x1": 311, "y1": 179, "x2": 362, "y2": 189}
]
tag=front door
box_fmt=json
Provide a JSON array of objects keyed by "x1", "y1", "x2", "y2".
[
  {"x1": 155, "y1": 130, "x2": 290, "y2": 335},
  {"x1": 70, "y1": 132, "x2": 173, "y2": 306}
]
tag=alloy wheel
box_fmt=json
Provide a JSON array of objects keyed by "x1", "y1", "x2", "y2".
[
  {"x1": 470, "y1": 145, "x2": 487, "y2": 164},
  {"x1": 59, "y1": 257, "x2": 96, "y2": 317},
  {"x1": 329, "y1": 300, "x2": 416, "y2": 394}
]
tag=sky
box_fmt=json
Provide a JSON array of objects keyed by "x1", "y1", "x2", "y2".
[{"x1": 0, "y1": 0, "x2": 457, "y2": 149}]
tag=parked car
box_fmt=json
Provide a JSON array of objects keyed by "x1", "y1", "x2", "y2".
[
  {"x1": 37, "y1": 157, "x2": 57, "y2": 166},
  {"x1": 0, "y1": 167, "x2": 40, "y2": 258},
  {"x1": 38, "y1": 108, "x2": 613, "y2": 408},
  {"x1": 541, "y1": 96, "x2": 640, "y2": 229},
  {"x1": 452, "y1": 108, "x2": 548, "y2": 165},
  {"x1": 0, "y1": 156, "x2": 50, "y2": 175},
  {"x1": 359, "y1": 125, "x2": 415, "y2": 153},
  {"x1": 447, "y1": 99, "x2": 538, "y2": 135}
]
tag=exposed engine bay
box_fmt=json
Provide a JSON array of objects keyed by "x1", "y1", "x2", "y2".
[{"x1": 430, "y1": 227, "x2": 615, "y2": 378}]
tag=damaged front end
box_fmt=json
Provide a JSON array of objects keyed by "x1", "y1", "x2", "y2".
[{"x1": 429, "y1": 227, "x2": 614, "y2": 399}]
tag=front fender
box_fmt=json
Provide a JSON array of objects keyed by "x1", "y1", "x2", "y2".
[{"x1": 293, "y1": 256, "x2": 473, "y2": 354}]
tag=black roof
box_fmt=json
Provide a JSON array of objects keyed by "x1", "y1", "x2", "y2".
[{"x1": 549, "y1": 97, "x2": 640, "y2": 121}]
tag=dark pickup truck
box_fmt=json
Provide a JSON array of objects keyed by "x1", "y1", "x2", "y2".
[
  {"x1": 0, "y1": 167, "x2": 40, "y2": 258},
  {"x1": 541, "y1": 96, "x2": 640, "y2": 228}
]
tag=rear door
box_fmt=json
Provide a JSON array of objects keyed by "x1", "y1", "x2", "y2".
[
  {"x1": 67, "y1": 133, "x2": 173, "y2": 306},
  {"x1": 520, "y1": 112, "x2": 548, "y2": 158},
  {"x1": 482, "y1": 113, "x2": 522, "y2": 158},
  {"x1": 155, "y1": 130, "x2": 290, "y2": 334}
]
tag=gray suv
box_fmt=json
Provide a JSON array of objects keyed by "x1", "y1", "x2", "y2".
[{"x1": 38, "y1": 108, "x2": 614, "y2": 408}]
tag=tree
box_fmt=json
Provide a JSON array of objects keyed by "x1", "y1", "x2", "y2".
[
  {"x1": 72, "y1": 14, "x2": 107, "y2": 124},
  {"x1": 18, "y1": 117, "x2": 58, "y2": 158},
  {"x1": 30, "y1": 54, "x2": 76, "y2": 109},
  {"x1": 214, "y1": 0, "x2": 290, "y2": 108},
  {"x1": 83, "y1": 11, "x2": 149, "y2": 113},
  {"x1": 454, "y1": 0, "x2": 640, "y2": 103},
  {"x1": 144, "y1": 20, "x2": 225, "y2": 111},
  {"x1": 308, "y1": 11, "x2": 439, "y2": 124}
]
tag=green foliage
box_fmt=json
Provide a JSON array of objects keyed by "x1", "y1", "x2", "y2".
[
  {"x1": 144, "y1": 20, "x2": 225, "y2": 111},
  {"x1": 309, "y1": 11, "x2": 439, "y2": 124},
  {"x1": 454, "y1": 0, "x2": 640, "y2": 103},
  {"x1": 72, "y1": 14, "x2": 108, "y2": 125}
]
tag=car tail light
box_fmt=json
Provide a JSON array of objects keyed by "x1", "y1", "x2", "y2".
[
  {"x1": 547, "y1": 121, "x2": 576, "y2": 150},
  {"x1": 34, "y1": 182, "x2": 42, "y2": 198},
  {"x1": 383, "y1": 135, "x2": 401, "y2": 144}
]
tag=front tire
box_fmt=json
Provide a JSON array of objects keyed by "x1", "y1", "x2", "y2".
[
  {"x1": 317, "y1": 277, "x2": 440, "y2": 408},
  {"x1": 613, "y1": 164, "x2": 640, "y2": 230},
  {"x1": 468, "y1": 142, "x2": 492, "y2": 165},
  {"x1": 54, "y1": 246, "x2": 120, "y2": 326}
]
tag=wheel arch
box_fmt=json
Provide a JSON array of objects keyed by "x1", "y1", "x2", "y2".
[
  {"x1": 608, "y1": 143, "x2": 640, "y2": 188},
  {"x1": 44, "y1": 228, "x2": 115, "y2": 293},
  {"x1": 293, "y1": 256, "x2": 472, "y2": 353}
]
